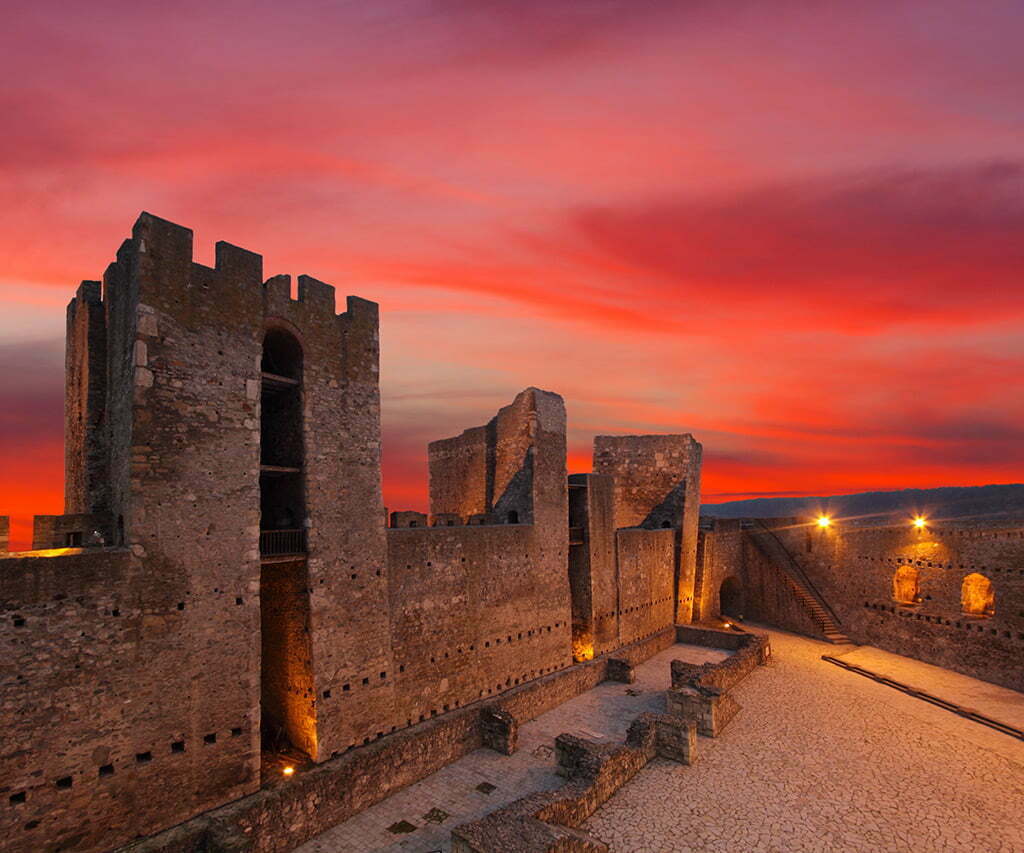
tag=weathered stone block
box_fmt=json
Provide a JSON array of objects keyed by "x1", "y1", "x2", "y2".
[
  {"x1": 667, "y1": 686, "x2": 740, "y2": 738},
  {"x1": 606, "y1": 657, "x2": 635, "y2": 683},
  {"x1": 481, "y1": 707, "x2": 518, "y2": 755}
]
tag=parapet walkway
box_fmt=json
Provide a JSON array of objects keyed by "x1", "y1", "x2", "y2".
[{"x1": 296, "y1": 642, "x2": 729, "y2": 853}]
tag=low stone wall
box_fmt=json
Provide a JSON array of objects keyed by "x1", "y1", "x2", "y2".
[
  {"x1": 675, "y1": 623, "x2": 760, "y2": 651},
  {"x1": 122, "y1": 628, "x2": 676, "y2": 853},
  {"x1": 451, "y1": 713, "x2": 696, "y2": 853},
  {"x1": 667, "y1": 627, "x2": 770, "y2": 736},
  {"x1": 450, "y1": 626, "x2": 766, "y2": 853}
]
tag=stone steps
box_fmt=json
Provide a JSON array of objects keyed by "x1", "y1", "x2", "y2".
[{"x1": 748, "y1": 524, "x2": 851, "y2": 644}]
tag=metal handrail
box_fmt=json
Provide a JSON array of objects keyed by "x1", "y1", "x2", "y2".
[
  {"x1": 747, "y1": 520, "x2": 842, "y2": 626},
  {"x1": 260, "y1": 528, "x2": 306, "y2": 557}
]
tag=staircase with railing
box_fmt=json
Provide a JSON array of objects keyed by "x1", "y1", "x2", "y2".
[{"x1": 746, "y1": 521, "x2": 850, "y2": 644}]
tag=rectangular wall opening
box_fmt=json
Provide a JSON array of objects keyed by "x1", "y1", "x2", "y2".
[
  {"x1": 260, "y1": 557, "x2": 317, "y2": 765},
  {"x1": 568, "y1": 479, "x2": 595, "y2": 662}
]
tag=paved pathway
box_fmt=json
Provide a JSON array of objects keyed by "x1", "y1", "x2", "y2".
[
  {"x1": 584, "y1": 628, "x2": 1024, "y2": 852},
  {"x1": 297, "y1": 643, "x2": 728, "y2": 853},
  {"x1": 834, "y1": 644, "x2": 1024, "y2": 731}
]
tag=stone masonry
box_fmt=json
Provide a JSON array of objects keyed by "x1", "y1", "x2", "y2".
[
  {"x1": 0, "y1": 214, "x2": 705, "y2": 853},
  {"x1": 5, "y1": 211, "x2": 1020, "y2": 853}
]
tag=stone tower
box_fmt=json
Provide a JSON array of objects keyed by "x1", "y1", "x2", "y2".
[{"x1": 12, "y1": 213, "x2": 397, "y2": 850}]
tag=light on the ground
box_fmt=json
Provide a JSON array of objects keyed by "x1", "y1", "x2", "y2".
[
  {"x1": 913, "y1": 516, "x2": 927, "y2": 529},
  {"x1": 282, "y1": 766, "x2": 295, "y2": 777},
  {"x1": 816, "y1": 516, "x2": 831, "y2": 529}
]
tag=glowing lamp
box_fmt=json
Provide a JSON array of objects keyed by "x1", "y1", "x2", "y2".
[
  {"x1": 816, "y1": 516, "x2": 831, "y2": 529},
  {"x1": 282, "y1": 766, "x2": 295, "y2": 778},
  {"x1": 913, "y1": 516, "x2": 927, "y2": 529}
]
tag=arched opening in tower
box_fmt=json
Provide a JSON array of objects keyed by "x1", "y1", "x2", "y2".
[{"x1": 258, "y1": 327, "x2": 316, "y2": 766}]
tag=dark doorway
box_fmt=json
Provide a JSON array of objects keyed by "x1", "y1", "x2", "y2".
[
  {"x1": 719, "y1": 576, "x2": 743, "y2": 618},
  {"x1": 260, "y1": 558, "x2": 316, "y2": 760},
  {"x1": 259, "y1": 328, "x2": 315, "y2": 763}
]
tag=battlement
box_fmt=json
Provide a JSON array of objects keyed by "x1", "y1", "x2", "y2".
[
  {"x1": 67, "y1": 279, "x2": 102, "y2": 312},
  {"x1": 113, "y1": 211, "x2": 360, "y2": 323}
]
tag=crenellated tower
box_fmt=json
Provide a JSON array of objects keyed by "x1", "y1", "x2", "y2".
[{"x1": 8, "y1": 213, "x2": 395, "y2": 851}]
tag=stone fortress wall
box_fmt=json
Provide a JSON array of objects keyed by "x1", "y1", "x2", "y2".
[
  {"x1": 0, "y1": 214, "x2": 703, "y2": 853},
  {"x1": 697, "y1": 516, "x2": 1024, "y2": 691},
  {"x1": 2, "y1": 211, "x2": 1021, "y2": 853}
]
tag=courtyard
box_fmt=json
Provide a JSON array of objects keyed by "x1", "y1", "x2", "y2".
[{"x1": 299, "y1": 628, "x2": 1024, "y2": 853}]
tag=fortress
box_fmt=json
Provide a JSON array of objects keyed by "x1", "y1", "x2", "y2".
[{"x1": 1, "y1": 214, "x2": 1022, "y2": 853}]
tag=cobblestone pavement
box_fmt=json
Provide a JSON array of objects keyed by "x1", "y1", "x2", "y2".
[
  {"x1": 297, "y1": 643, "x2": 729, "y2": 853},
  {"x1": 583, "y1": 628, "x2": 1024, "y2": 853}
]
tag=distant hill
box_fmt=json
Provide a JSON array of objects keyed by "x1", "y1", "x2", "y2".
[{"x1": 701, "y1": 483, "x2": 1024, "y2": 526}]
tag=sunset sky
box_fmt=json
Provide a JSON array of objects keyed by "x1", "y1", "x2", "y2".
[{"x1": 2, "y1": 1, "x2": 1023, "y2": 548}]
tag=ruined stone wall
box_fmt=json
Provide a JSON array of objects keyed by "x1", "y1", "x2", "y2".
[
  {"x1": 428, "y1": 426, "x2": 489, "y2": 520},
  {"x1": 0, "y1": 550, "x2": 256, "y2": 853},
  {"x1": 592, "y1": 435, "x2": 700, "y2": 530},
  {"x1": 429, "y1": 389, "x2": 564, "y2": 526},
  {"x1": 386, "y1": 389, "x2": 571, "y2": 732},
  {"x1": 490, "y1": 390, "x2": 540, "y2": 524},
  {"x1": 64, "y1": 281, "x2": 108, "y2": 514},
  {"x1": 771, "y1": 521, "x2": 1024, "y2": 690},
  {"x1": 592, "y1": 434, "x2": 702, "y2": 622},
  {"x1": 615, "y1": 528, "x2": 676, "y2": 646}
]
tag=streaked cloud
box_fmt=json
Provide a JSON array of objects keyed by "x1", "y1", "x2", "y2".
[{"x1": 2, "y1": 0, "x2": 1023, "y2": 547}]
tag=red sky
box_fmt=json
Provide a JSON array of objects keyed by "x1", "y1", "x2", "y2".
[{"x1": 2, "y1": 1, "x2": 1023, "y2": 548}]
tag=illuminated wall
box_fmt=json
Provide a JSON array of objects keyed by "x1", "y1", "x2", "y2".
[{"x1": 702, "y1": 515, "x2": 1024, "y2": 691}]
